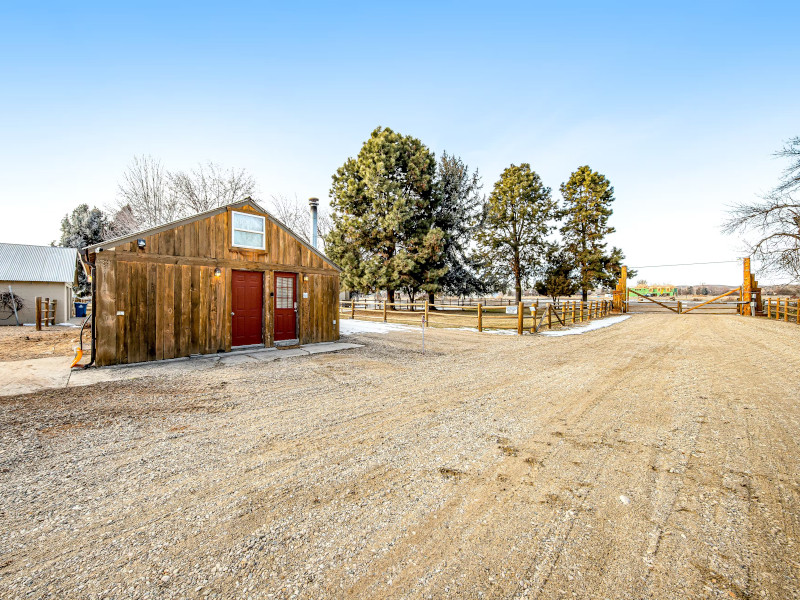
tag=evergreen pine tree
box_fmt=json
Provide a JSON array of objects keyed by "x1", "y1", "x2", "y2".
[{"x1": 560, "y1": 165, "x2": 616, "y2": 301}]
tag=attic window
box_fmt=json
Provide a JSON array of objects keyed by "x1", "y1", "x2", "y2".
[{"x1": 231, "y1": 212, "x2": 265, "y2": 250}]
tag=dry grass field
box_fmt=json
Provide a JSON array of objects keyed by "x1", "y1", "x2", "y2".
[{"x1": 1, "y1": 314, "x2": 799, "y2": 599}]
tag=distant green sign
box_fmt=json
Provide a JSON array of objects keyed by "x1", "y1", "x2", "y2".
[{"x1": 629, "y1": 286, "x2": 676, "y2": 297}]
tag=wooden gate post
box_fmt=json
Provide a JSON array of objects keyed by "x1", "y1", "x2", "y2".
[
  {"x1": 35, "y1": 297, "x2": 42, "y2": 331},
  {"x1": 351, "y1": 300, "x2": 355, "y2": 319},
  {"x1": 561, "y1": 302, "x2": 566, "y2": 324},
  {"x1": 424, "y1": 300, "x2": 429, "y2": 327},
  {"x1": 531, "y1": 306, "x2": 537, "y2": 333},
  {"x1": 517, "y1": 301, "x2": 524, "y2": 335},
  {"x1": 477, "y1": 303, "x2": 483, "y2": 332},
  {"x1": 742, "y1": 257, "x2": 752, "y2": 316},
  {"x1": 383, "y1": 301, "x2": 387, "y2": 322},
  {"x1": 548, "y1": 305, "x2": 553, "y2": 329}
]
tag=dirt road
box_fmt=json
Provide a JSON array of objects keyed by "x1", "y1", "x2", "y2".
[{"x1": 1, "y1": 314, "x2": 798, "y2": 599}]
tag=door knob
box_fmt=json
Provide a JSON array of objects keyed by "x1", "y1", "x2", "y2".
[{"x1": 231, "y1": 312, "x2": 235, "y2": 316}]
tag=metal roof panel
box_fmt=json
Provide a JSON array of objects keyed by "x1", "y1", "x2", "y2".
[{"x1": 0, "y1": 243, "x2": 78, "y2": 283}]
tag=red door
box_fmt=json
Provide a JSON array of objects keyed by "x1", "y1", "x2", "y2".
[
  {"x1": 274, "y1": 272, "x2": 297, "y2": 341},
  {"x1": 231, "y1": 270, "x2": 263, "y2": 347}
]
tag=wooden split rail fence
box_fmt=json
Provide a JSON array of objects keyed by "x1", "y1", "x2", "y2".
[
  {"x1": 763, "y1": 298, "x2": 800, "y2": 324},
  {"x1": 340, "y1": 299, "x2": 613, "y2": 335},
  {"x1": 34, "y1": 297, "x2": 57, "y2": 331}
]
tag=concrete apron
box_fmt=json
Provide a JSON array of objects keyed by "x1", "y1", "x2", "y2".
[{"x1": 0, "y1": 342, "x2": 363, "y2": 397}]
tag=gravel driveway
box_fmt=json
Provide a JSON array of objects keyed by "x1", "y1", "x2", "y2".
[{"x1": 1, "y1": 314, "x2": 798, "y2": 599}]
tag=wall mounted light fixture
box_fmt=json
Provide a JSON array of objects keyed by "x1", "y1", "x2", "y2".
[
  {"x1": 137, "y1": 239, "x2": 146, "y2": 249},
  {"x1": 214, "y1": 267, "x2": 222, "y2": 278}
]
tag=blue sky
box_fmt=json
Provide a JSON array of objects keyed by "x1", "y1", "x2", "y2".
[{"x1": 1, "y1": 1, "x2": 798, "y2": 285}]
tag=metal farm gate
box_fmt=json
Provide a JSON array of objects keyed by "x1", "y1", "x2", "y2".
[{"x1": 611, "y1": 259, "x2": 762, "y2": 316}]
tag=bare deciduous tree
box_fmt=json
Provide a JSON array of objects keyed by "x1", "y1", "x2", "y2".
[
  {"x1": 267, "y1": 194, "x2": 331, "y2": 249},
  {"x1": 115, "y1": 155, "x2": 181, "y2": 230},
  {"x1": 111, "y1": 156, "x2": 258, "y2": 234},
  {"x1": 724, "y1": 137, "x2": 800, "y2": 281},
  {"x1": 171, "y1": 162, "x2": 256, "y2": 214}
]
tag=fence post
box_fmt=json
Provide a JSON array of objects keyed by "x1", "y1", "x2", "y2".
[
  {"x1": 35, "y1": 297, "x2": 42, "y2": 331},
  {"x1": 383, "y1": 301, "x2": 387, "y2": 323},
  {"x1": 351, "y1": 300, "x2": 355, "y2": 319},
  {"x1": 797, "y1": 300, "x2": 799, "y2": 324},
  {"x1": 570, "y1": 301, "x2": 575, "y2": 324},
  {"x1": 785, "y1": 299, "x2": 789, "y2": 322},
  {"x1": 561, "y1": 302, "x2": 566, "y2": 325},
  {"x1": 579, "y1": 301, "x2": 583, "y2": 322},
  {"x1": 548, "y1": 305, "x2": 553, "y2": 329},
  {"x1": 43, "y1": 298, "x2": 50, "y2": 327},
  {"x1": 678, "y1": 300, "x2": 682, "y2": 314},
  {"x1": 477, "y1": 303, "x2": 483, "y2": 332},
  {"x1": 424, "y1": 300, "x2": 429, "y2": 327},
  {"x1": 531, "y1": 307, "x2": 537, "y2": 333},
  {"x1": 51, "y1": 299, "x2": 57, "y2": 325},
  {"x1": 517, "y1": 301, "x2": 524, "y2": 335}
]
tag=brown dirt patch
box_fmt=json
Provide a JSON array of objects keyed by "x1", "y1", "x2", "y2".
[{"x1": 0, "y1": 325, "x2": 81, "y2": 361}]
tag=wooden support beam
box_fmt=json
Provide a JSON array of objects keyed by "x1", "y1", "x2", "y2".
[
  {"x1": 742, "y1": 258, "x2": 752, "y2": 316},
  {"x1": 35, "y1": 297, "x2": 42, "y2": 331},
  {"x1": 627, "y1": 288, "x2": 679, "y2": 313},
  {"x1": 682, "y1": 287, "x2": 741, "y2": 314}
]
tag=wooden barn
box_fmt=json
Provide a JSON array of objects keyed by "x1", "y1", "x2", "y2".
[{"x1": 82, "y1": 199, "x2": 340, "y2": 366}]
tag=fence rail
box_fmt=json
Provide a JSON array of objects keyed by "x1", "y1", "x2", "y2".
[
  {"x1": 34, "y1": 297, "x2": 57, "y2": 331},
  {"x1": 339, "y1": 299, "x2": 613, "y2": 335},
  {"x1": 762, "y1": 297, "x2": 800, "y2": 324}
]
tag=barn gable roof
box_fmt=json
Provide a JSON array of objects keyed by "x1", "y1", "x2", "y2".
[
  {"x1": 85, "y1": 199, "x2": 340, "y2": 271},
  {"x1": 0, "y1": 243, "x2": 78, "y2": 283}
]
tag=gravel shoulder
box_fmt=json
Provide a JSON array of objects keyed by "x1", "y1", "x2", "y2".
[{"x1": 1, "y1": 314, "x2": 798, "y2": 599}]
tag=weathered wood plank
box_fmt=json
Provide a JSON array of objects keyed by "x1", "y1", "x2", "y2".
[
  {"x1": 155, "y1": 263, "x2": 165, "y2": 361},
  {"x1": 146, "y1": 262, "x2": 158, "y2": 361},
  {"x1": 163, "y1": 263, "x2": 176, "y2": 359}
]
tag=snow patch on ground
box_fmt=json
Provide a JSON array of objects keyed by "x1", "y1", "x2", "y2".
[
  {"x1": 540, "y1": 315, "x2": 631, "y2": 336},
  {"x1": 458, "y1": 327, "x2": 518, "y2": 336},
  {"x1": 340, "y1": 319, "x2": 415, "y2": 335}
]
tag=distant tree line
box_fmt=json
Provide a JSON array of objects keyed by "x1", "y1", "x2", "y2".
[{"x1": 325, "y1": 126, "x2": 630, "y2": 304}]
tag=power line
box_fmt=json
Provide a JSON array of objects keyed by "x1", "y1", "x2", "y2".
[{"x1": 629, "y1": 260, "x2": 742, "y2": 269}]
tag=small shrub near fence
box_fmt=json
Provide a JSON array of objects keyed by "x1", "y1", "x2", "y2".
[
  {"x1": 762, "y1": 298, "x2": 800, "y2": 324},
  {"x1": 340, "y1": 299, "x2": 613, "y2": 335}
]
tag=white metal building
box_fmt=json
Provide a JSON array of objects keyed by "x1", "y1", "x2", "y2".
[{"x1": 0, "y1": 243, "x2": 78, "y2": 325}]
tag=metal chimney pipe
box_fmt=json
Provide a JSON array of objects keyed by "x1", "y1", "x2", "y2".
[{"x1": 309, "y1": 197, "x2": 319, "y2": 249}]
